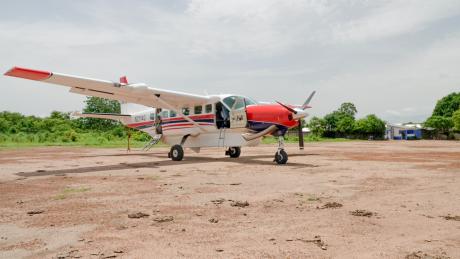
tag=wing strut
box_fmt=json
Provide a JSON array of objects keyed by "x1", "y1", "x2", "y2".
[{"x1": 152, "y1": 95, "x2": 208, "y2": 134}]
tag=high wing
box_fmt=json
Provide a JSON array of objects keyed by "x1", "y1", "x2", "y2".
[{"x1": 4, "y1": 67, "x2": 213, "y2": 109}]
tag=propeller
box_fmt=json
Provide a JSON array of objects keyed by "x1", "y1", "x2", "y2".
[
  {"x1": 276, "y1": 91, "x2": 315, "y2": 150},
  {"x1": 276, "y1": 101, "x2": 306, "y2": 150}
]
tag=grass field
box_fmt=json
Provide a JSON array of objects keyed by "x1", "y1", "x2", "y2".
[{"x1": 0, "y1": 135, "x2": 353, "y2": 149}]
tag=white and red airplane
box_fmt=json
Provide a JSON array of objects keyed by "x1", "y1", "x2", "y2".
[{"x1": 4, "y1": 66, "x2": 315, "y2": 164}]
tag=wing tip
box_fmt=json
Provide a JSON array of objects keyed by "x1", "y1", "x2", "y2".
[{"x1": 4, "y1": 66, "x2": 52, "y2": 81}]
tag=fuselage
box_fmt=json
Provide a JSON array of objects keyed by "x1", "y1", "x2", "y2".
[{"x1": 124, "y1": 95, "x2": 300, "y2": 139}]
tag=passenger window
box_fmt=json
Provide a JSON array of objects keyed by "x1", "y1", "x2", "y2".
[
  {"x1": 160, "y1": 110, "x2": 169, "y2": 119},
  {"x1": 170, "y1": 110, "x2": 177, "y2": 117},
  {"x1": 182, "y1": 107, "x2": 190, "y2": 116},
  {"x1": 194, "y1": 105, "x2": 203, "y2": 115},
  {"x1": 205, "y1": 104, "x2": 213, "y2": 113},
  {"x1": 150, "y1": 113, "x2": 156, "y2": 120}
]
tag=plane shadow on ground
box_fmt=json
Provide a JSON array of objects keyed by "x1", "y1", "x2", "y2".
[{"x1": 16, "y1": 153, "x2": 319, "y2": 177}]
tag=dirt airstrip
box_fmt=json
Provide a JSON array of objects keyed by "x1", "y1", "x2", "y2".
[{"x1": 0, "y1": 141, "x2": 459, "y2": 258}]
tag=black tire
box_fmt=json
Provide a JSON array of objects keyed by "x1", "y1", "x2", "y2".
[
  {"x1": 228, "y1": 147, "x2": 241, "y2": 158},
  {"x1": 170, "y1": 145, "x2": 184, "y2": 161},
  {"x1": 274, "y1": 149, "x2": 288, "y2": 164}
]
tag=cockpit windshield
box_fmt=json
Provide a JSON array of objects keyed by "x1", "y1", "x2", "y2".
[{"x1": 222, "y1": 96, "x2": 257, "y2": 109}]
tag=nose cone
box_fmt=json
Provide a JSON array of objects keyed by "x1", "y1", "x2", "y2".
[{"x1": 293, "y1": 110, "x2": 309, "y2": 120}]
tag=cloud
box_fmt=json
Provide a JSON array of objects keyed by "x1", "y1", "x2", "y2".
[
  {"x1": 1, "y1": 0, "x2": 460, "y2": 121},
  {"x1": 333, "y1": 0, "x2": 460, "y2": 43}
]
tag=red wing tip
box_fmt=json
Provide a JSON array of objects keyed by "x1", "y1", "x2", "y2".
[{"x1": 4, "y1": 66, "x2": 52, "y2": 81}]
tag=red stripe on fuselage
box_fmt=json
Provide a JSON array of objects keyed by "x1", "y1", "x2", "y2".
[{"x1": 162, "y1": 114, "x2": 214, "y2": 122}]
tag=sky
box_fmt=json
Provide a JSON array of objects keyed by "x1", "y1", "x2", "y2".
[{"x1": 1, "y1": 0, "x2": 460, "y2": 122}]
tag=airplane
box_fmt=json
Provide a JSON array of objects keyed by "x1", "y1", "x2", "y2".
[{"x1": 4, "y1": 66, "x2": 315, "y2": 164}]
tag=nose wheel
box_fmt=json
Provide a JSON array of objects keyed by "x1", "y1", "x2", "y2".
[
  {"x1": 274, "y1": 136, "x2": 288, "y2": 164},
  {"x1": 226, "y1": 147, "x2": 241, "y2": 158},
  {"x1": 274, "y1": 149, "x2": 288, "y2": 164}
]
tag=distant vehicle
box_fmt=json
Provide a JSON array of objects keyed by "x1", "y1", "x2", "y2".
[{"x1": 4, "y1": 66, "x2": 315, "y2": 164}]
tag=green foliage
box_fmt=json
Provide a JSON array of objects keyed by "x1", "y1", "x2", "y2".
[
  {"x1": 0, "y1": 118, "x2": 10, "y2": 133},
  {"x1": 432, "y1": 92, "x2": 460, "y2": 117},
  {"x1": 308, "y1": 102, "x2": 385, "y2": 140},
  {"x1": 338, "y1": 102, "x2": 358, "y2": 118},
  {"x1": 424, "y1": 115, "x2": 453, "y2": 134},
  {"x1": 324, "y1": 111, "x2": 341, "y2": 133},
  {"x1": 354, "y1": 114, "x2": 386, "y2": 138},
  {"x1": 453, "y1": 109, "x2": 460, "y2": 131},
  {"x1": 307, "y1": 116, "x2": 326, "y2": 136},
  {"x1": 322, "y1": 102, "x2": 358, "y2": 137},
  {"x1": 336, "y1": 115, "x2": 355, "y2": 136},
  {"x1": 0, "y1": 107, "x2": 153, "y2": 147}
]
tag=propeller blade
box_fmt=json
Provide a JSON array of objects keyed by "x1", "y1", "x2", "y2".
[
  {"x1": 302, "y1": 91, "x2": 316, "y2": 110},
  {"x1": 298, "y1": 119, "x2": 304, "y2": 150},
  {"x1": 276, "y1": 101, "x2": 297, "y2": 114}
]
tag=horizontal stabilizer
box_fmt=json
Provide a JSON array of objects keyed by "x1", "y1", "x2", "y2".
[{"x1": 71, "y1": 112, "x2": 132, "y2": 124}]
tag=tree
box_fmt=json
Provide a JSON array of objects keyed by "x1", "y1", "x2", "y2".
[
  {"x1": 432, "y1": 92, "x2": 460, "y2": 117},
  {"x1": 307, "y1": 116, "x2": 326, "y2": 136},
  {"x1": 338, "y1": 102, "x2": 358, "y2": 118},
  {"x1": 81, "y1": 97, "x2": 121, "y2": 130},
  {"x1": 50, "y1": 111, "x2": 70, "y2": 120},
  {"x1": 336, "y1": 115, "x2": 355, "y2": 136},
  {"x1": 0, "y1": 118, "x2": 10, "y2": 133},
  {"x1": 453, "y1": 109, "x2": 460, "y2": 131},
  {"x1": 424, "y1": 115, "x2": 453, "y2": 134},
  {"x1": 353, "y1": 114, "x2": 386, "y2": 139}
]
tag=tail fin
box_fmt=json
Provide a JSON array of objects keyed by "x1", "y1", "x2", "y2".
[
  {"x1": 120, "y1": 76, "x2": 128, "y2": 85},
  {"x1": 302, "y1": 91, "x2": 316, "y2": 110},
  {"x1": 117, "y1": 75, "x2": 151, "y2": 115}
]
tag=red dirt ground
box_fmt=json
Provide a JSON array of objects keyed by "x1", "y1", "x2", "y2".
[{"x1": 0, "y1": 141, "x2": 459, "y2": 258}]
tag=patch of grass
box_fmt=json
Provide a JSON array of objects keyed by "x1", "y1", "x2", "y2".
[
  {"x1": 294, "y1": 193, "x2": 321, "y2": 204},
  {"x1": 53, "y1": 187, "x2": 91, "y2": 200}
]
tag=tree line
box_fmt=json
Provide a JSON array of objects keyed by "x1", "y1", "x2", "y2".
[
  {"x1": 306, "y1": 102, "x2": 386, "y2": 139},
  {"x1": 424, "y1": 92, "x2": 460, "y2": 138},
  {"x1": 0, "y1": 97, "x2": 149, "y2": 145},
  {"x1": 1, "y1": 93, "x2": 459, "y2": 145}
]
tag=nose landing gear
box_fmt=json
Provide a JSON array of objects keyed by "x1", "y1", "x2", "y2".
[
  {"x1": 226, "y1": 147, "x2": 241, "y2": 158},
  {"x1": 274, "y1": 136, "x2": 288, "y2": 164}
]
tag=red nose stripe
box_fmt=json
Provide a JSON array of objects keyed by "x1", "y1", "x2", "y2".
[{"x1": 4, "y1": 66, "x2": 52, "y2": 81}]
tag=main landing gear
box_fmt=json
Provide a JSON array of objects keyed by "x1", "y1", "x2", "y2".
[
  {"x1": 274, "y1": 136, "x2": 288, "y2": 164},
  {"x1": 169, "y1": 144, "x2": 184, "y2": 161},
  {"x1": 225, "y1": 147, "x2": 241, "y2": 158}
]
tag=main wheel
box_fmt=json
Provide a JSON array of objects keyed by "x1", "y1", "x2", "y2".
[
  {"x1": 274, "y1": 149, "x2": 288, "y2": 164},
  {"x1": 227, "y1": 147, "x2": 241, "y2": 158},
  {"x1": 169, "y1": 145, "x2": 184, "y2": 161}
]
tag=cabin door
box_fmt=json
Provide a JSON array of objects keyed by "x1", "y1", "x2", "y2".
[{"x1": 229, "y1": 97, "x2": 248, "y2": 129}]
